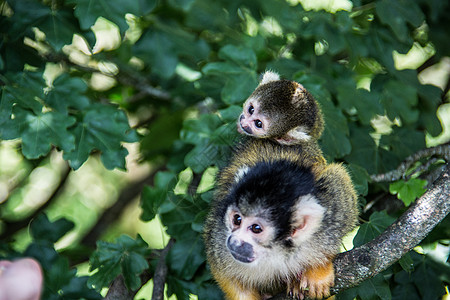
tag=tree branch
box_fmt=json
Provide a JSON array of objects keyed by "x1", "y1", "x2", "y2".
[
  {"x1": 333, "y1": 163, "x2": 450, "y2": 291},
  {"x1": 152, "y1": 238, "x2": 175, "y2": 300},
  {"x1": 272, "y1": 163, "x2": 450, "y2": 299},
  {"x1": 80, "y1": 169, "x2": 162, "y2": 248},
  {"x1": 43, "y1": 52, "x2": 171, "y2": 102},
  {"x1": 103, "y1": 239, "x2": 174, "y2": 300},
  {"x1": 370, "y1": 143, "x2": 450, "y2": 182}
]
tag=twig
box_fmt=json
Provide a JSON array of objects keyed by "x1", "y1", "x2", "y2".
[
  {"x1": 370, "y1": 143, "x2": 450, "y2": 182},
  {"x1": 42, "y1": 52, "x2": 171, "y2": 102},
  {"x1": 152, "y1": 238, "x2": 175, "y2": 300},
  {"x1": 80, "y1": 168, "x2": 163, "y2": 248}
]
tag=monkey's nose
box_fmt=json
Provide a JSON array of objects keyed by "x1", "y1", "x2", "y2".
[{"x1": 227, "y1": 236, "x2": 255, "y2": 263}]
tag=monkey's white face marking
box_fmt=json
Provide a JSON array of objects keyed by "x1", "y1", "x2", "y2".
[
  {"x1": 225, "y1": 206, "x2": 277, "y2": 266},
  {"x1": 260, "y1": 70, "x2": 280, "y2": 85},
  {"x1": 238, "y1": 99, "x2": 270, "y2": 137},
  {"x1": 235, "y1": 166, "x2": 250, "y2": 183}
]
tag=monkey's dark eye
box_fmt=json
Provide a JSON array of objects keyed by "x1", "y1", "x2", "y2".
[
  {"x1": 248, "y1": 105, "x2": 254, "y2": 115},
  {"x1": 233, "y1": 214, "x2": 242, "y2": 226},
  {"x1": 254, "y1": 120, "x2": 263, "y2": 129},
  {"x1": 250, "y1": 224, "x2": 263, "y2": 234}
]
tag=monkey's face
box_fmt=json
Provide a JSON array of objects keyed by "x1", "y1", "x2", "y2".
[
  {"x1": 238, "y1": 99, "x2": 271, "y2": 138},
  {"x1": 224, "y1": 206, "x2": 275, "y2": 264}
]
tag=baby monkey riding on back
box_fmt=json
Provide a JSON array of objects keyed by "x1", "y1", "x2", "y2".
[
  {"x1": 238, "y1": 71, "x2": 324, "y2": 145},
  {"x1": 204, "y1": 71, "x2": 359, "y2": 300}
]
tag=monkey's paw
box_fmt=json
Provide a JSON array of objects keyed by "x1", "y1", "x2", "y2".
[{"x1": 288, "y1": 262, "x2": 334, "y2": 299}]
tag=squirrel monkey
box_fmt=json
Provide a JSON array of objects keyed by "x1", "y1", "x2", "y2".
[
  {"x1": 203, "y1": 139, "x2": 358, "y2": 299},
  {"x1": 238, "y1": 71, "x2": 323, "y2": 145}
]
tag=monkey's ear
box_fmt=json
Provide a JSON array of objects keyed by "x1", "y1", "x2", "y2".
[
  {"x1": 259, "y1": 71, "x2": 280, "y2": 85},
  {"x1": 291, "y1": 84, "x2": 308, "y2": 106},
  {"x1": 291, "y1": 195, "x2": 325, "y2": 243},
  {"x1": 276, "y1": 126, "x2": 310, "y2": 145}
]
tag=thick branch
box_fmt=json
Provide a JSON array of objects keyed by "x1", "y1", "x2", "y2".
[{"x1": 335, "y1": 163, "x2": 450, "y2": 291}]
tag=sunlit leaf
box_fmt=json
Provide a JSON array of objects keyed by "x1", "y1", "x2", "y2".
[{"x1": 389, "y1": 178, "x2": 427, "y2": 206}]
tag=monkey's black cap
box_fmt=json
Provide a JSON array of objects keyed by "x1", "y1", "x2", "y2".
[{"x1": 227, "y1": 160, "x2": 315, "y2": 240}]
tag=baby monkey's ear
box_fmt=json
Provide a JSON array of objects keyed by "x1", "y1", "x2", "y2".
[
  {"x1": 275, "y1": 126, "x2": 311, "y2": 145},
  {"x1": 259, "y1": 70, "x2": 280, "y2": 85}
]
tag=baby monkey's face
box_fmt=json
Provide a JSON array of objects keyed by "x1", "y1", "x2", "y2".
[{"x1": 237, "y1": 99, "x2": 271, "y2": 138}]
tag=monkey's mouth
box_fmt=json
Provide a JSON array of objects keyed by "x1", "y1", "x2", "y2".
[{"x1": 229, "y1": 249, "x2": 255, "y2": 263}]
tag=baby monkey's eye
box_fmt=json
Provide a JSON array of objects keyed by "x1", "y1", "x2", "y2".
[
  {"x1": 233, "y1": 214, "x2": 242, "y2": 226},
  {"x1": 250, "y1": 224, "x2": 263, "y2": 234},
  {"x1": 254, "y1": 120, "x2": 263, "y2": 128},
  {"x1": 248, "y1": 105, "x2": 255, "y2": 115}
]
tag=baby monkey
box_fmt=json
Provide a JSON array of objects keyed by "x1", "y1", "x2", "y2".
[
  {"x1": 204, "y1": 139, "x2": 358, "y2": 300},
  {"x1": 238, "y1": 71, "x2": 324, "y2": 145}
]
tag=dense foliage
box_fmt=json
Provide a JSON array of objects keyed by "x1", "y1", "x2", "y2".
[{"x1": 0, "y1": 0, "x2": 449, "y2": 299}]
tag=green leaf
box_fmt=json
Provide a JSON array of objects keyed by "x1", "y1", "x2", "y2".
[
  {"x1": 30, "y1": 214, "x2": 75, "y2": 243},
  {"x1": 4, "y1": 71, "x2": 45, "y2": 113},
  {"x1": 347, "y1": 163, "x2": 370, "y2": 196},
  {"x1": 380, "y1": 127, "x2": 425, "y2": 160},
  {"x1": 353, "y1": 211, "x2": 395, "y2": 247},
  {"x1": 167, "y1": 234, "x2": 205, "y2": 280},
  {"x1": 45, "y1": 74, "x2": 91, "y2": 114},
  {"x1": 389, "y1": 178, "x2": 427, "y2": 206},
  {"x1": 58, "y1": 276, "x2": 102, "y2": 300},
  {"x1": 357, "y1": 273, "x2": 392, "y2": 300},
  {"x1": 134, "y1": 29, "x2": 178, "y2": 79},
  {"x1": 141, "y1": 171, "x2": 178, "y2": 221},
  {"x1": 376, "y1": 0, "x2": 424, "y2": 42},
  {"x1": 380, "y1": 80, "x2": 419, "y2": 124},
  {"x1": 67, "y1": 0, "x2": 143, "y2": 32},
  {"x1": 7, "y1": 0, "x2": 50, "y2": 39},
  {"x1": 319, "y1": 98, "x2": 351, "y2": 159},
  {"x1": 141, "y1": 185, "x2": 168, "y2": 222},
  {"x1": 392, "y1": 283, "x2": 421, "y2": 300},
  {"x1": 394, "y1": 252, "x2": 450, "y2": 300},
  {"x1": 38, "y1": 8, "x2": 79, "y2": 50},
  {"x1": 140, "y1": 111, "x2": 184, "y2": 160},
  {"x1": 345, "y1": 126, "x2": 399, "y2": 174},
  {"x1": 202, "y1": 45, "x2": 258, "y2": 105},
  {"x1": 397, "y1": 252, "x2": 414, "y2": 273},
  {"x1": 13, "y1": 107, "x2": 76, "y2": 159},
  {"x1": 0, "y1": 90, "x2": 19, "y2": 139},
  {"x1": 63, "y1": 104, "x2": 137, "y2": 170},
  {"x1": 336, "y1": 82, "x2": 383, "y2": 125},
  {"x1": 160, "y1": 196, "x2": 200, "y2": 237},
  {"x1": 41, "y1": 256, "x2": 101, "y2": 300},
  {"x1": 89, "y1": 235, "x2": 150, "y2": 291},
  {"x1": 218, "y1": 45, "x2": 257, "y2": 69},
  {"x1": 417, "y1": 84, "x2": 443, "y2": 137}
]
